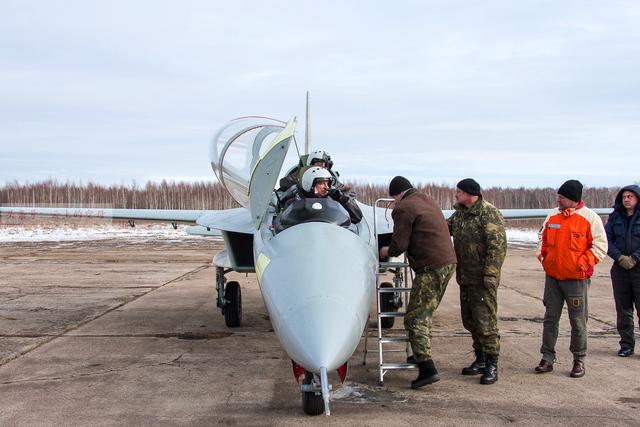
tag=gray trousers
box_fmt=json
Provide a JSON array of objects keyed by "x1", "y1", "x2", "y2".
[
  {"x1": 541, "y1": 275, "x2": 590, "y2": 363},
  {"x1": 611, "y1": 264, "x2": 640, "y2": 350}
]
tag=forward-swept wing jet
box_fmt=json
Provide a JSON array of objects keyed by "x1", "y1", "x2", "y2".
[{"x1": 0, "y1": 116, "x2": 613, "y2": 416}]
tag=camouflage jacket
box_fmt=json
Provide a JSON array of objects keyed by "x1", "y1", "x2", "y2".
[{"x1": 447, "y1": 198, "x2": 507, "y2": 285}]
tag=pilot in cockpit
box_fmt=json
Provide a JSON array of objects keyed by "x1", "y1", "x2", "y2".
[
  {"x1": 278, "y1": 149, "x2": 333, "y2": 192},
  {"x1": 281, "y1": 167, "x2": 362, "y2": 224}
]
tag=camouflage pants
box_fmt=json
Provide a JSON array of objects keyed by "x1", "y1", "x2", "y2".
[
  {"x1": 405, "y1": 263, "x2": 455, "y2": 362},
  {"x1": 460, "y1": 282, "x2": 500, "y2": 356}
]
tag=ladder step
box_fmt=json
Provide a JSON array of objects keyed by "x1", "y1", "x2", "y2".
[
  {"x1": 380, "y1": 336, "x2": 409, "y2": 343},
  {"x1": 367, "y1": 348, "x2": 407, "y2": 353},
  {"x1": 381, "y1": 362, "x2": 418, "y2": 369},
  {"x1": 377, "y1": 287, "x2": 411, "y2": 292},
  {"x1": 379, "y1": 262, "x2": 410, "y2": 269},
  {"x1": 379, "y1": 312, "x2": 405, "y2": 317}
]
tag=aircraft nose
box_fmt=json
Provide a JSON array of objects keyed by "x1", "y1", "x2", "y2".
[{"x1": 257, "y1": 222, "x2": 376, "y2": 372}]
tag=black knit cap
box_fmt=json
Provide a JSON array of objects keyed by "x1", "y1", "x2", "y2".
[
  {"x1": 558, "y1": 179, "x2": 583, "y2": 202},
  {"x1": 457, "y1": 178, "x2": 482, "y2": 197},
  {"x1": 389, "y1": 176, "x2": 413, "y2": 196}
]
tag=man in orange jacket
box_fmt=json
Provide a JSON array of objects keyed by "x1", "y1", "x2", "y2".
[{"x1": 534, "y1": 180, "x2": 607, "y2": 378}]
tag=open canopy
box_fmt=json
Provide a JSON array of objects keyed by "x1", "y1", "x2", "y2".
[{"x1": 210, "y1": 116, "x2": 300, "y2": 208}]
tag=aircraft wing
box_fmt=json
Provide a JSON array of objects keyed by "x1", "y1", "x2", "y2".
[
  {"x1": 0, "y1": 206, "x2": 254, "y2": 235},
  {"x1": 372, "y1": 206, "x2": 613, "y2": 237},
  {"x1": 195, "y1": 208, "x2": 253, "y2": 234},
  {"x1": 0, "y1": 207, "x2": 203, "y2": 223},
  {"x1": 497, "y1": 208, "x2": 613, "y2": 219}
]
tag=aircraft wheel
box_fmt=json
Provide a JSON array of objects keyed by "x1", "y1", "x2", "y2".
[
  {"x1": 380, "y1": 282, "x2": 396, "y2": 329},
  {"x1": 224, "y1": 281, "x2": 242, "y2": 327},
  {"x1": 301, "y1": 371, "x2": 324, "y2": 416}
]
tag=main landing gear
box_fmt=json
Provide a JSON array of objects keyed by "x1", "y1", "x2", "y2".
[{"x1": 215, "y1": 266, "x2": 242, "y2": 327}]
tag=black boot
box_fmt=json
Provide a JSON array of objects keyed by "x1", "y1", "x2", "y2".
[
  {"x1": 461, "y1": 352, "x2": 486, "y2": 376},
  {"x1": 411, "y1": 359, "x2": 440, "y2": 389},
  {"x1": 480, "y1": 355, "x2": 498, "y2": 385}
]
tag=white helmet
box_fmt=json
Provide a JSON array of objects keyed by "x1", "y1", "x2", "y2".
[
  {"x1": 301, "y1": 167, "x2": 333, "y2": 193},
  {"x1": 306, "y1": 150, "x2": 331, "y2": 167}
]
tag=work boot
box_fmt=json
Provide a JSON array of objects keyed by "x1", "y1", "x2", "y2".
[
  {"x1": 480, "y1": 355, "x2": 498, "y2": 385},
  {"x1": 411, "y1": 359, "x2": 440, "y2": 389},
  {"x1": 461, "y1": 352, "x2": 486, "y2": 375},
  {"x1": 618, "y1": 348, "x2": 634, "y2": 357},
  {"x1": 570, "y1": 360, "x2": 585, "y2": 378},
  {"x1": 534, "y1": 359, "x2": 553, "y2": 374}
]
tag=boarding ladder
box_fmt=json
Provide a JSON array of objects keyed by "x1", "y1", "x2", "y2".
[{"x1": 362, "y1": 198, "x2": 417, "y2": 386}]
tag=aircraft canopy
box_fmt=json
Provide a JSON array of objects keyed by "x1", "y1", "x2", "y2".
[{"x1": 210, "y1": 116, "x2": 291, "y2": 208}]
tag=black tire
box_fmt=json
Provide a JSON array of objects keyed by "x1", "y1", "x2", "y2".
[
  {"x1": 224, "y1": 281, "x2": 242, "y2": 328},
  {"x1": 380, "y1": 282, "x2": 396, "y2": 329},
  {"x1": 301, "y1": 371, "x2": 324, "y2": 416}
]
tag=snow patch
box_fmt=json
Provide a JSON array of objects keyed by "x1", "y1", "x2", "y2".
[
  {"x1": 0, "y1": 224, "x2": 218, "y2": 243},
  {"x1": 0, "y1": 224, "x2": 537, "y2": 246},
  {"x1": 506, "y1": 228, "x2": 538, "y2": 247}
]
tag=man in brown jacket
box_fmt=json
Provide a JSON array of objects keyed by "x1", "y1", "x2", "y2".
[{"x1": 380, "y1": 176, "x2": 457, "y2": 389}]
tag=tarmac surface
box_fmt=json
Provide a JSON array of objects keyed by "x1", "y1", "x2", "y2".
[{"x1": 1, "y1": 238, "x2": 640, "y2": 426}]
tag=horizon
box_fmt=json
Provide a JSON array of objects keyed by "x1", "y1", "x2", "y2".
[{"x1": 0, "y1": 177, "x2": 631, "y2": 191}]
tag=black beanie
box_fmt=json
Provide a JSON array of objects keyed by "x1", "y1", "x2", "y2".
[
  {"x1": 389, "y1": 176, "x2": 413, "y2": 196},
  {"x1": 558, "y1": 179, "x2": 583, "y2": 202},
  {"x1": 457, "y1": 178, "x2": 482, "y2": 197}
]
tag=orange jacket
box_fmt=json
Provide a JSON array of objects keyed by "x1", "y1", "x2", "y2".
[{"x1": 536, "y1": 202, "x2": 607, "y2": 280}]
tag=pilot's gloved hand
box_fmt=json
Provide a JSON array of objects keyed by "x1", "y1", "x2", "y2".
[{"x1": 328, "y1": 188, "x2": 343, "y2": 201}]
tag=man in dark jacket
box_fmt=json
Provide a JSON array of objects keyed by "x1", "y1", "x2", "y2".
[
  {"x1": 379, "y1": 176, "x2": 457, "y2": 389},
  {"x1": 447, "y1": 178, "x2": 507, "y2": 385},
  {"x1": 605, "y1": 184, "x2": 640, "y2": 357}
]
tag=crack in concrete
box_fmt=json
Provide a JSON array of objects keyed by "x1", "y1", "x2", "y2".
[
  {"x1": 0, "y1": 295, "x2": 26, "y2": 303},
  {"x1": 0, "y1": 352, "x2": 189, "y2": 386},
  {"x1": 0, "y1": 264, "x2": 210, "y2": 368},
  {"x1": 457, "y1": 409, "x2": 637, "y2": 423},
  {"x1": 0, "y1": 332, "x2": 234, "y2": 339},
  {"x1": 501, "y1": 283, "x2": 616, "y2": 328},
  {"x1": 31, "y1": 285, "x2": 159, "y2": 290}
]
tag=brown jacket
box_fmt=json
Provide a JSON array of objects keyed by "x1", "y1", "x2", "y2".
[{"x1": 388, "y1": 189, "x2": 457, "y2": 271}]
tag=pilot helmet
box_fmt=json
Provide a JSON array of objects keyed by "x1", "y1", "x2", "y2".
[
  {"x1": 301, "y1": 166, "x2": 333, "y2": 194},
  {"x1": 306, "y1": 150, "x2": 333, "y2": 169}
]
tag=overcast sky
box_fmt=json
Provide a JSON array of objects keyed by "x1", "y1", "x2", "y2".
[{"x1": 1, "y1": 0, "x2": 638, "y2": 189}]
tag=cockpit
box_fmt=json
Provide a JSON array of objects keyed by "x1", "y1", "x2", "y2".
[
  {"x1": 273, "y1": 197, "x2": 353, "y2": 234},
  {"x1": 211, "y1": 116, "x2": 360, "y2": 237}
]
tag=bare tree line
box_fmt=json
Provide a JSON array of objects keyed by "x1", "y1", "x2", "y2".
[
  {"x1": 0, "y1": 180, "x2": 237, "y2": 210},
  {"x1": 355, "y1": 183, "x2": 620, "y2": 210},
  {"x1": 0, "y1": 180, "x2": 620, "y2": 211}
]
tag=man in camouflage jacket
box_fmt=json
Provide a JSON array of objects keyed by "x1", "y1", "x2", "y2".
[{"x1": 447, "y1": 178, "x2": 507, "y2": 385}]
